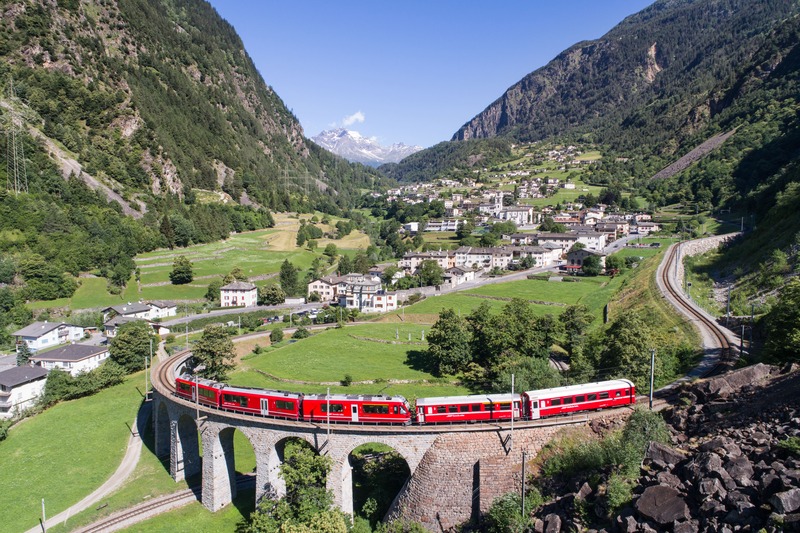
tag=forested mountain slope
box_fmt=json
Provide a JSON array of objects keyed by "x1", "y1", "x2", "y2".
[{"x1": 0, "y1": 0, "x2": 383, "y2": 214}]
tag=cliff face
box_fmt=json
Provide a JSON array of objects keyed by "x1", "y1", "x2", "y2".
[{"x1": 452, "y1": 0, "x2": 800, "y2": 153}]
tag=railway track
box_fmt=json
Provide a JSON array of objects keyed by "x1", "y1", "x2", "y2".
[{"x1": 75, "y1": 476, "x2": 254, "y2": 533}]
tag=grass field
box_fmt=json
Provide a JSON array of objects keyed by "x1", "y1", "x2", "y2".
[{"x1": 0, "y1": 374, "x2": 144, "y2": 533}]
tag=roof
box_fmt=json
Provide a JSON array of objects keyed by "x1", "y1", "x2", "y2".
[
  {"x1": 30, "y1": 344, "x2": 108, "y2": 363},
  {"x1": 104, "y1": 302, "x2": 152, "y2": 315},
  {"x1": 220, "y1": 281, "x2": 257, "y2": 291},
  {"x1": 104, "y1": 316, "x2": 147, "y2": 327},
  {"x1": 0, "y1": 366, "x2": 49, "y2": 388},
  {"x1": 416, "y1": 393, "x2": 517, "y2": 406},
  {"x1": 13, "y1": 321, "x2": 72, "y2": 337},
  {"x1": 522, "y1": 379, "x2": 634, "y2": 398},
  {"x1": 148, "y1": 300, "x2": 176, "y2": 309}
]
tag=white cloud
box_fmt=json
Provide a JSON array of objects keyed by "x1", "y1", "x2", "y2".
[{"x1": 342, "y1": 111, "x2": 365, "y2": 126}]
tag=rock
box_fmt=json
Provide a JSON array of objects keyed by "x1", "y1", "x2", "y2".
[
  {"x1": 698, "y1": 477, "x2": 727, "y2": 500},
  {"x1": 694, "y1": 364, "x2": 773, "y2": 401},
  {"x1": 657, "y1": 471, "x2": 683, "y2": 489},
  {"x1": 724, "y1": 455, "x2": 754, "y2": 486},
  {"x1": 576, "y1": 482, "x2": 593, "y2": 501},
  {"x1": 635, "y1": 485, "x2": 691, "y2": 524},
  {"x1": 700, "y1": 436, "x2": 742, "y2": 457},
  {"x1": 534, "y1": 518, "x2": 544, "y2": 533},
  {"x1": 771, "y1": 488, "x2": 800, "y2": 514},
  {"x1": 784, "y1": 512, "x2": 800, "y2": 532},
  {"x1": 623, "y1": 515, "x2": 638, "y2": 533},
  {"x1": 544, "y1": 512, "x2": 562, "y2": 533},
  {"x1": 645, "y1": 441, "x2": 685, "y2": 466},
  {"x1": 673, "y1": 519, "x2": 699, "y2": 533}
]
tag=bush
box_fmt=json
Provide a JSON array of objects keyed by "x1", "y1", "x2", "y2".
[
  {"x1": 341, "y1": 374, "x2": 353, "y2": 387},
  {"x1": 605, "y1": 473, "x2": 633, "y2": 517},
  {"x1": 270, "y1": 328, "x2": 284, "y2": 343},
  {"x1": 291, "y1": 326, "x2": 310, "y2": 339},
  {"x1": 0, "y1": 419, "x2": 12, "y2": 442}
]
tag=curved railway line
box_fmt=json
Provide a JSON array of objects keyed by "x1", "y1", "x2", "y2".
[{"x1": 78, "y1": 237, "x2": 740, "y2": 531}]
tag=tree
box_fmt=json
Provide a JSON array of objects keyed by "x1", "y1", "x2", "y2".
[
  {"x1": 323, "y1": 243, "x2": 338, "y2": 261},
  {"x1": 160, "y1": 215, "x2": 175, "y2": 249},
  {"x1": 353, "y1": 251, "x2": 371, "y2": 274},
  {"x1": 206, "y1": 279, "x2": 223, "y2": 302},
  {"x1": 600, "y1": 311, "x2": 655, "y2": 386},
  {"x1": 270, "y1": 328, "x2": 284, "y2": 343},
  {"x1": 193, "y1": 325, "x2": 236, "y2": 381},
  {"x1": 109, "y1": 320, "x2": 157, "y2": 372},
  {"x1": 279, "y1": 260, "x2": 300, "y2": 296},
  {"x1": 169, "y1": 255, "x2": 194, "y2": 285},
  {"x1": 581, "y1": 254, "x2": 602, "y2": 276},
  {"x1": 487, "y1": 298, "x2": 549, "y2": 360},
  {"x1": 763, "y1": 278, "x2": 800, "y2": 363},
  {"x1": 381, "y1": 265, "x2": 400, "y2": 286},
  {"x1": 16, "y1": 343, "x2": 32, "y2": 367},
  {"x1": 605, "y1": 254, "x2": 626, "y2": 273},
  {"x1": 491, "y1": 356, "x2": 561, "y2": 394},
  {"x1": 426, "y1": 308, "x2": 472, "y2": 375},
  {"x1": 559, "y1": 304, "x2": 594, "y2": 357},
  {"x1": 259, "y1": 284, "x2": 286, "y2": 305},
  {"x1": 417, "y1": 260, "x2": 444, "y2": 287},
  {"x1": 338, "y1": 255, "x2": 354, "y2": 275}
]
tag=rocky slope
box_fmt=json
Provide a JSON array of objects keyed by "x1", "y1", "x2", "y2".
[{"x1": 528, "y1": 364, "x2": 800, "y2": 532}]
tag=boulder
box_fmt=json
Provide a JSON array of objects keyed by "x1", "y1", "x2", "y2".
[
  {"x1": 544, "y1": 512, "x2": 562, "y2": 533},
  {"x1": 645, "y1": 441, "x2": 685, "y2": 466},
  {"x1": 673, "y1": 519, "x2": 699, "y2": 533},
  {"x1": 694, "y1": 364, "x2": 773, "y2": 401},
  {"x1": 771, "y1": 488, "x2": 800, "y2": 514},
  {"x1": 635, "y1": 485, "x2": 691, "y2": 524},
  {"x1": 724, "y1": 456, "x2": 754, "y2": 486}
]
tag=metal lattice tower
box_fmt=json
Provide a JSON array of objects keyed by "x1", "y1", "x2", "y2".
[{"x1": 4, "y1": 78, "x2": 28, "y2": 195}]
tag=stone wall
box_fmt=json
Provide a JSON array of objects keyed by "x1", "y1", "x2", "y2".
[{"x1": 388, "y1": 426, "x2": 564, "y2": 531}]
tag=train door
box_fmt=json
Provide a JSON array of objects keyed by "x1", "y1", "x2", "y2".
[
  {"x1": 191, "y1": 384, "x2": 197, "y2": 403},
  {"x1": 351, "y1": 404, "x2": 359, "y2": 422},
  {"x1": 528, "y1": 397, "x2": 540, "y2": 420},
  {"x1": 513, "y1": 399, "x2": 521, "y2": 420},
  {"x1": 260, "y1": 398, "x2": 269, "y2": 416}
]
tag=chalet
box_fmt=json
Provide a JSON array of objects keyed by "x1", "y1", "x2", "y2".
[
  {"x1": 13, "y1": 321, "x2": 85, "y2": 353},
  {"x1": 220, "y1": 281, "x2": 258, "y2": 308},
  {"x1": 30, "y1": 344, "x2": 111, "y2": 376},
  {"x1": 0, "y1": 366, "x2": 49, "y2": 418}
]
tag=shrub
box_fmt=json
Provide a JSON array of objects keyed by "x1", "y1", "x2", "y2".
[
  {"x1": 605, "y1": 473, "x2": 633, "y2": 517},
  {"x1": 341, "y1": 374, "x2": 353, "y2": 387},
  {"x1": 778, "y1": 436, "x2": 800, "y2": 455},
  {"x1": 0, "y1": 419, "x2": 12, "y2": 442},
  {"x1": 291, "y1": 326, "x2": 310, "y2": 339},
  {"x1": 270, "y1": 328, "x2": 284, "y2": 343}
]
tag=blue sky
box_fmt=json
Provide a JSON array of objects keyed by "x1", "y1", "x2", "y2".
[{"x1": 208, "y1": 1, "x2": 654, "y2": 148}]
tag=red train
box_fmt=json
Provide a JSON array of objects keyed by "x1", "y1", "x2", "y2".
[{"x1": 174, "y1": 375, "x2": 635, "y2": 425}]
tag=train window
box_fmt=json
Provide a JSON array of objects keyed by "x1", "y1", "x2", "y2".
[
  {"x1": 575, "y1": 395, "x2": 585, "y2": 402},
  {"x1": 563, "y1": 397, "x2": 573, "y2": 405},
  {"x1": 275, "y1": 400, "x2": 294, "y2": 411},
  {"x1": 471, "y1": 404, "x2": 482, "y2": 412},
  {"x1": 460, "y1": 405, "x2": 470, "y2": 412},
  {"x1": 624, "y1": 390, "x2": 630, "y2": 395},
  {"x1": 436, "y1": 406, "x2": 446, "y2": 413},
  {"x1": 499, "y1": 403, "x2": 511, "y2": 411},
  {"x1": 364, "y1": 404, "x2": 390, "y2": 414},
  {"x1": 531, "y1": 401, "x2": 538, "y2": 409},
  {"x1": 615, "y1": 391, "x2": 621, "y2": 397},
  {"x1": 448, "y1": 405, "x2": 458, "y2": 413},
  {"x1": 394, "y1": 406, "x2": 408, "y2": 415},
  {"x1": 587, "y1": 394, "x2": 597, "y2": 401},
  {"x1": 178, "y1": 383, "x2": 191, "y2": 393},
  {"x1": 223, "y1": 394, "x2": 247, "y2": 407},
  {"x1": 599, "y1": 392, "x2": 609, "y2": 399},
  {"x1": 200, "y1": 389, "x2": 215, "y2": 399},
  {"x1": 551, "y1": 398, "x2": 562, "y2": 406},
  {"x1": 321, "y1": 403, "x2": 344, "y2": 413}
]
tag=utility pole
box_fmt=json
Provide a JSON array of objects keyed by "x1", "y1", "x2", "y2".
[
  {"x1": 521, "y1": 451, "x2": 527, "y2": 519},
  {"x1": 649, "y1": 349, "x2": 655, "y2": 410},
  {"x1": 326, "y1": 387, "x2": 331, "y2": 443},
  {"x1": 41, "y1": 499, "x2": 46, "y2": 533},
  {"x1": 509, "y1": 374, "x2": 515, "y2": 452},
  {"x1": 185, "y1": 303, "x2": 189, "y2": 351}
]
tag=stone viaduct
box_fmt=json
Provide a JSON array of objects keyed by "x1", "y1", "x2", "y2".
[{"x1": 151, "y1": 354, "x2": 588, "y2": 530}]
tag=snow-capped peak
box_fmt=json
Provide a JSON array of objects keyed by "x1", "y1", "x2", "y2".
[{"x1": 311, "y1": 128, "x2": 423, "y2": 167}]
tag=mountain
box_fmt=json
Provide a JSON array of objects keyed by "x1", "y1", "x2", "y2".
[
  {"x1": 0, "y1": 0, "x2": 385, "y2": 216},
  {"x1": 311, "y1": 128, "x2": 422, "y2": 167}
]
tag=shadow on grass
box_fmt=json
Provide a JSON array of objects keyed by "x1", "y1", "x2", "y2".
[{"x1": 404, "y1": 349, "x2": 438, "y2": 375}]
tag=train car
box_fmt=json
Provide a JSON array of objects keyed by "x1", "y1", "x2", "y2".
[
  {"x1": 521, "y1": 379, "x2": 635, "y2": 420},
  {"x1": 218, "y1": 384, "x2": 302, "y2": 420},
  {"x1": 302, "y1": 393, "x2": 411, "y2": 424},
  {"x1": 416, "y1": 393, "x2": 521, "y2": 424},
  {"x1": 175, "y1": 374, "x2": 226, "y2": 408}
]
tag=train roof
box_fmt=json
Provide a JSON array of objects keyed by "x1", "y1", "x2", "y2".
[
  {"x1": 177, "y1": 374, "x2": 226, "y2": 389},
  {"x1": 522, "y1": 379, "x2": 634, "y2": 398},
  {"x1": 416, "y1": 393, "x2": 517, "y2": 407},
  {"x1": 304, "y1": 393, "x2": 409, "y2": 403},
  {"x1": 221, "y1": 384, "x2": 302, "y2": 399}
]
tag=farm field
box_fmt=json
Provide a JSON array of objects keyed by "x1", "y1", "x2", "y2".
[
  {"x1": 403, "y1": 292, "x2": 557, "y2": 318},
  {"x1": 0, "y1": 373, "x2": 144, "y2": 533}
]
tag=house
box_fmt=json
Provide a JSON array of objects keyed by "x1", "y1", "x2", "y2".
[
  {"x1": 220, "y1": 281, "x2": 258, "y2": 308},
  {"x1": 497, "y1": 206, "x2": 536, "y2": 226},
  {"x1": 0, "y1": 366, "x2": 49, "y2": 418},
  {"x1": 634, "y1": 222, "x2": 661, "y2": 235},
  {"x1": 103, "y1": 316, "x2": 171, "y2": 339},
  {"x1": 30, "y1": 344, "x2": 111, "y2": 376},
  {"x1": 102, "y1": 302, "x2": 152, "y2": 323},
  {"x1": 336, "y1": 274, "x2": 398, "y2": 313},
  {"x1": 13, "y1": 321, "x2": 85, "y2": 353},
  {"x1": 147, "y1": 301, "x2": 178, "y2": 320},
  {"x1": 398, "y1": 250, "x2": 454, "y2": 273},
  {"x1": 307, "y1": 275, "x2": 344, "y2": 302},
  {"x1": 566, "y1": 248, "x2": 607, "y2": 271},
  {"x1": 443, "y1": 267, "x2": 476, "y2": 287}
]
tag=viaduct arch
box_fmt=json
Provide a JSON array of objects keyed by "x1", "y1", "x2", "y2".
[{"x1": 151, "y1": 354, "x2": 587, "y2": 529}]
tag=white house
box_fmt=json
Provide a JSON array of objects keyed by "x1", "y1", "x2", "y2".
[
  {"x1": 0, "y1": 366, "x2": 49, "y2": 418},
  {"x1": 497, "y1": 206, "x2": 536, "y2": 226},
  {"x1": 307, "y1": 275, "x2": 343, "y2": 302},
  {"x1": 634, "y1": 222, "x2": 661, "y2": 235},
  {"x1": 443, "y1": 267, "x2": 476, "y2": 287},
  {"x1": 336, "y1": 275, "x2": 398, "y2": 313},
  {"x1": 147, "y1": 301, "x2": 178, "y2": 319},
  {"x1": 220, "y1": 281, "x2": 258, "y2": 308},
  {"x1": 103, "y1": 316, "x2": 170, "y2": 339},
  {"x1": 13, "y1": 321, "x2": 85, "y2": 353},
  {"x1": 102, "y1": 302, "x2": 152, "y2": 323},
  {"x1": 30, "y1": 344, "x2": 111, "y2": 376}
]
